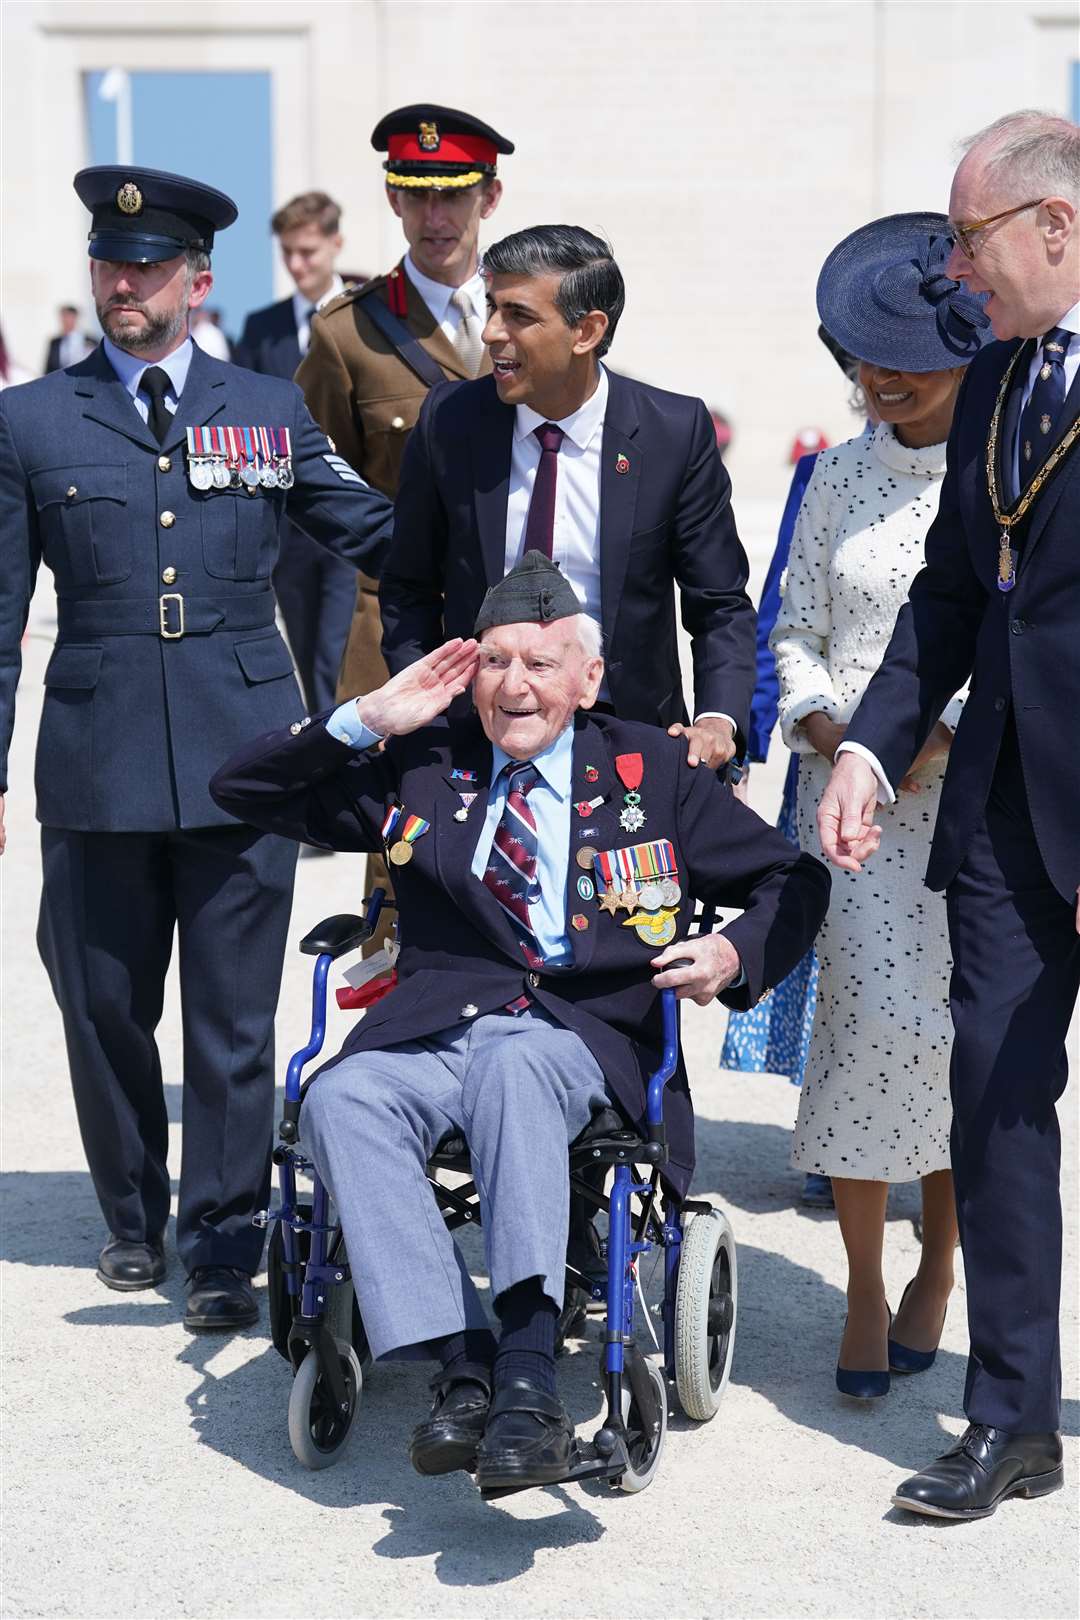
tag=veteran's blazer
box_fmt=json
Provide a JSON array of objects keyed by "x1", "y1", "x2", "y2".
[
  {"x1": 845, "y1": 337, "x2": 1080, "y2": 904},
  {"x1": 211, "y1": 709, "x2": 830, "y2": 1194},
  {"x1": 0, "y1": 343, "x2": 394, "y2": 830}
]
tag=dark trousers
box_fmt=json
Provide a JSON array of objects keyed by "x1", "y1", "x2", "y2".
[
  {"x1": 272, "y1": 521, "x2": 356, "y2": 714},
  {"x1": 945, "y1": 718, "x2": 1079, "y2": 1433},
  {"x1": 38, "y1": 823, "x2": 298, "y2": 1275}
]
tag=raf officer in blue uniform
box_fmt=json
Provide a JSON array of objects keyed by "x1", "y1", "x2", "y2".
[{"x1": 0, "y1": 165, "x2": 394, "y2": 1330}]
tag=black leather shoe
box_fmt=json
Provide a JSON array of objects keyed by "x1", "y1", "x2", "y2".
[
  {"x1": 409, "y1": 1362, "x2": 492, "y2": 1476},
  {"x1": 475, "y1": 1378, "x2": 576, "y2": 1491},
  {"x1": 184, "y1": 1266, "x2": 258, "y2": 1332},
  {"x1": 893, "y1": 1424, "x2": 1064, "y2": 1520},
  {"x1": 96, "y1": 1235, "x2": 166, "y2": 1292}
]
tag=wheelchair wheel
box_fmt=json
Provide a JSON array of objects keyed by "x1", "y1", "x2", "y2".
[
  {"x1": 674, "y1": 1209, "x2": 737, "y2": 1421},
  {"x1": 267, "y1": 1212, "x2": 372, "y2": 1371},
  {"x1": 287, "y1": 1338, "x2": 362, "y2": 1470},
  {"x1": 615, "y1": 1358, "x2": 667, "y2": 1493}
]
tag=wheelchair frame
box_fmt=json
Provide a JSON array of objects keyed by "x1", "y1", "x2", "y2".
[{"x1": 258, "y1": 890, "x2": 737, "y2": 1490}]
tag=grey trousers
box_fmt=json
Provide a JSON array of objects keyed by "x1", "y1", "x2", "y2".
[{"x1": 302, "y1": 1008, "x2": 608, "y2": 1360}]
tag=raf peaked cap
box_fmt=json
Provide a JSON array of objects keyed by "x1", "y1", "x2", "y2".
[
  {"x1": 74, "y1": 165, "x2": 238, "y2": 264},
  {"x1": 371, "y1": 103, "x2": 514, "y2": 189},
  {"x1": 474, "y1": 551, "x2": 581, "y2": 635}
]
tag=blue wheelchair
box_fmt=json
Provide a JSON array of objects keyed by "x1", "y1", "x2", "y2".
[{"x1": 260, "y1": 891, "x2": 738, "y2": 1494}]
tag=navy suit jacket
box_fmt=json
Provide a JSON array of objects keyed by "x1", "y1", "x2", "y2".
[
  {"x1": 234, "y1": 298, "x2": 302, "y2": 382},
  {"x1": 0, "y1": 343, "x2": 394, "y2": 829},
  {"x1": 210, "y1": 709, "x2": 830, "y2": 1194},
  {"x1": 379, "y1": 371, "x2": 756, "y2": 743},
  {"x1": 845, "y1": 339, "x2": 1080, "y2": 903}
]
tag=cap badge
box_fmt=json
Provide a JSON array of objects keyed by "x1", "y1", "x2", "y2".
[
  {"x1": 418, "y1": 120, "x2": 441, "y2": 152},
  {"x1": 116, "y1": 181, "x2": 144, "y2": 216},
  {"x1": 615, "y1": 453, "x2": 630, "y2": 475}
]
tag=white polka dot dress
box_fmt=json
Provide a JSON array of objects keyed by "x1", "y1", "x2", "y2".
[{"x1": 770, "y1": 423, "x2": 964, "y2": 1182}]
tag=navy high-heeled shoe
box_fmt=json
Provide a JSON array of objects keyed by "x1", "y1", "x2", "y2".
[
  {"x1": 836, "y1": 1309, "x2": 892, "y2": 1399},
  {"x1": 888, "y1": 1279, "x2": 947, "y2": 1374}
]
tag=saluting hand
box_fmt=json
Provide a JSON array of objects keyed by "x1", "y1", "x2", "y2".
[{"x1": 354, "y1": 639, "x2": 479, "y2": 739}]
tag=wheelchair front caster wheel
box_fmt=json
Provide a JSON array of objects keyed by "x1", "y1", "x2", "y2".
[
  {"x1": 614, "y1": 1358, "x2": 667, "y2": 1493},
  {"x1": 287, "y1": 1338, "x2": 362, "y2": 1470},
  {"x1": 674, "y1": 1208, "x2": 738, "y2": 1420}
]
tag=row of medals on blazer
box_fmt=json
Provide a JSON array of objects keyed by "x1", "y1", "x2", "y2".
[
  {"x1": 378, "y1": 754, "x2": 682, "y2": 948},
  {"x1": 987, "y1": 350, "x2": 1080, "y2": 593}
]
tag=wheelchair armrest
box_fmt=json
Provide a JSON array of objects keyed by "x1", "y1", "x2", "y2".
[{"x1": 299, "y1": 913, "x2": 371, "y2": 959}]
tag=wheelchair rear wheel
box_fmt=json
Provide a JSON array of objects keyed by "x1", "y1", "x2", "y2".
[
  {"x1": 615, "y1": 1358, "x2": 667, "y2": 1492},
  {"x1": 287, "y1": 1338, "x2": 362, "y2": 1470},
  {"x1": 674, "y1": 1209, "x2": 737, "y2": 1420}
]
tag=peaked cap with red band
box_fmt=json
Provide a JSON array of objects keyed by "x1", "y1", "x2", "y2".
[{"x1": 371, "y1": 103, "x2": 514, "y2": 190}]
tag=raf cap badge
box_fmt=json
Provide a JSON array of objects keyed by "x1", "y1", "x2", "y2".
[{"x1": 116, "y1": 180, "x2": 144, "y2": 215}]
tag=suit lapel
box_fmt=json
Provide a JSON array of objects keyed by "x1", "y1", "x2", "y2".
[
  {"x1": 472, "y1": 380, "x2": 514, "y2": 586},
  {"x1": 74, "y1": 348, "x2": 159, "y2": 452},
  {"x1": 597, "y1": 371, "x2": 642, "y2": 643},
  {"x1": 162, "y1": 344, "x2": 229, "y2": 452},
  {"x1": 564, "y1": 715, "x2": 623, "y2": 973}
]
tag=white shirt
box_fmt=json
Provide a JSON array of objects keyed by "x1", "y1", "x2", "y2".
[
  {"x1": 402, "y1": 253, "x2": 485, "y2": 345},
  {"x1": 293, "y1": 274, "x2": 345, "y2": 357},
  {"x1": 102, "y1": 334, "x2": 193, "y2": 422},
  {"x1": 191, "y1": 317, "x2": 231, "y2": 362},
  {"x1": 841, "y1": 299, "x2": 1080, "y2": 802}
]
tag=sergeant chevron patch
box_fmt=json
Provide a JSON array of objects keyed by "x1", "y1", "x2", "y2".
[{"x1": 322, "y1": 453, "x2": 366, "y2": 485}]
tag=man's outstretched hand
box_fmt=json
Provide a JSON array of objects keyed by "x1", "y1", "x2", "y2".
[
  {"x1": 354, "y1": 639, "x2": 479, "y2": 739},
  {"x1": 817, "y1": 752, "x2": 882, "y2": 873}
]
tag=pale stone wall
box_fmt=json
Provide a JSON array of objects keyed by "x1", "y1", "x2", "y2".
[{"x1": 2, "y1": 0, "x2": 1075, "y2": 496}]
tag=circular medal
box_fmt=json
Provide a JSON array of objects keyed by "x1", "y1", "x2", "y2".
[
  {"x1": 259, "y1": 464, "x2": 279, "y2": 489},
  {"x1": 453, "y1": 807, "x2": 468, "y2": 822},
  {"x1": 276, "y1": 464, "x2": 295, "y2": 490},
  {"x1": 575, "y1": 847, "x2": 597, "y2": 870},
  {"x1": 241, "y1": 463, "x2": 260, "y2": 489},
  {"x1": 635, "y1": 913, "x2": 676, "y2": 947},
  {"x1": 638, "y1": 882, "x2": 663, "y2": 912},
  {"x1": 659, "y1": 878, "x2": 681, "y2": 907},
  {"x1": 229, "y1": 465, "x2": 243, "y2": 488},
  {"x1": 190, "y1": 460, "x2": 213, "y2": 491},
  {"x1": 388, "y1": 840, "x2": 413, "y2": 866},
  {"x1": 577, "y1": 874, "x2": 595, "y2": 901},
  {"x1": 212, "y1": 461, "x2": 231, "y2": 490}
]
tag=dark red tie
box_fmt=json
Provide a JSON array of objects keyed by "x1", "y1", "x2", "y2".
[{"x1": 522, "y1": 423, "x2": 564, "y2": 559}]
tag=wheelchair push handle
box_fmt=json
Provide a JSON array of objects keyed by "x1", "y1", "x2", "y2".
[{"x1": 645, "y1": 958, "x2": 693, "y2": 1146}]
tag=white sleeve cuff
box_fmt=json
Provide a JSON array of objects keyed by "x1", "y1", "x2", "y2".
[
  {"x1": 692, "y1": 712, "x2": 737, "y2": 732},
  {"x1": 325, "y1": 699, "x2": 384, "y2": 751},
  {"x1": 835, "y1": 740, "x2": 895, "y2": 805}
]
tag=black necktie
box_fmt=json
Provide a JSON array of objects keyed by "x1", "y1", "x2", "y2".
[
  {"x1": 140, "y1": 366, "x2": 173, "y2": 446},
  {"x1": 1018, "y1": 326, "x2": 1070, "y2": 485}
]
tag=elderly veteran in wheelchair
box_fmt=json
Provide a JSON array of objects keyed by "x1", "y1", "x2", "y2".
[{"x1": 211, "y1": 551, "x2": 829, "y2": 1490}]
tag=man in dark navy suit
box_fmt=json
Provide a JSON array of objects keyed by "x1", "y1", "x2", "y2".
[
  {"x1": 235, "y1": 191, "x2": 357, "y2": 717},
  {"x1": 44, "y1": 304, "x2": 95, "y2": 373},
  {"x1": 380, "y1": 225, "x2": 756, "y2": 768},
  {"x1": 211, "y1": 551, "x2": 829, "y2": 1486},
  {"x1": 0, "y1": 165, "x2": 393, "y2": 1331},
  {"x1": 820, "y1": 111, "x2": 1080, "y2": 1520}
]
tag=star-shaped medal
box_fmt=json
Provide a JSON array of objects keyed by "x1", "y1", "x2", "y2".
[{"x1": 598, "y1": 885, "x2": 623, "y2": 916}]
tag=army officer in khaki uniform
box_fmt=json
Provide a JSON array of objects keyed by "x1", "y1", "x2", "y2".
[{"x1": 296, "y1": 103, "x2": 513, "y2": 939}]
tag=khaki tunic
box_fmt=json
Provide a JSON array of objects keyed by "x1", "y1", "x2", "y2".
[
  {"x1": 295, "y1": 259, "x2": 491, "y2": 948},
  {"x1": 295, "y1": 259, "x2": 491, "y2": 697}
]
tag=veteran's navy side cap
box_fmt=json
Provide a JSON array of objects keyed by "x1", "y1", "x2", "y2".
[
  {"x1": 372, "y1": 104, "x2": 514, "y2": 189},
  {"x1": 474, "y1": 550, "x2": 581, "y2": 635},
  {"x1": 74, "y1": 166, "x2": 239, "y2": 264}
]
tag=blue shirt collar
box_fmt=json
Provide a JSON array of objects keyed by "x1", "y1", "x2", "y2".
[
  {"x1": 102, "y1": 334, "x2": 195, "y2": 402},
  {"x1": 490, "y1": 723, "x2": 574, "y2": 799}
]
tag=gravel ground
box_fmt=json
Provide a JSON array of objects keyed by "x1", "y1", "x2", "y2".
[{"x1": 2, "y1": 512, "x2": 1077, "y2": 1619}]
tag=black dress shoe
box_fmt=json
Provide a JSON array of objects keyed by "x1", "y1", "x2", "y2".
[
  {"x1": 475, "y1": 1378, "x2": 577, "y2": 1491},
  {"x1": 184, "y1": 1266, "x2": 258, "y2": 1332},
  {"x1": 893, "y1": 1424, "x2": 1064, "y2": 1520},
  {"x1": 97, "y1": 1235, "x2": 166, "y2": 1292},
  {"x1": 409, "y1": 1362, "x2": 492, "y2": 1476}
]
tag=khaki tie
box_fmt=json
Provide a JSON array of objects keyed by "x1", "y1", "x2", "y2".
[{"x1": 450, "y1": 287, "x2": 484, "y2": 377}]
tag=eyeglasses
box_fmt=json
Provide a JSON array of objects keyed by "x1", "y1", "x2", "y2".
[{"x1": 948, "y1": 198, "x2": 1045, "y2": 260}]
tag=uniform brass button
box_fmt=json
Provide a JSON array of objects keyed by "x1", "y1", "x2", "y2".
[
  {"x1": 460, "y1": 1003, "x2": 479, "y2": 1019},
  {"x1": 159, "y1": 511, "x2": 175, "y2": 528},
  {"x1": 391, "y1": 415, "x2": 406, "y2": 432},
  {"x1": 66, "y1": 485, "x2": 78, "y2": 499},
  {"x1": 161, "y1": 566, "x2": 177, "y2": 585},
  {"x1": 289, "y1": 722, "x2": 303, "y2": 735},
  {"x1": 157, "y1": 455, "x2": 171, "y2": 473},
  {"x1": 528, "y1": 971, "x2": 541, "y2": 989}
]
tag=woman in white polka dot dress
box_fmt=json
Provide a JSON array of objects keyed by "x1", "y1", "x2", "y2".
[{"x1": 770, "y1": 212, "x2": 995, "y2": 1398}]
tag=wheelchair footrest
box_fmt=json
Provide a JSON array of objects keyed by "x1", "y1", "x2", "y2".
[{"x1": 478, "y1": 1433, "x2": 630, "y2": 1499}]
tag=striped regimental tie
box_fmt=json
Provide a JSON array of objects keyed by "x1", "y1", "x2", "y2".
[{"x1": 483, "y1": 763, "x2": 544, "y2": 1006}]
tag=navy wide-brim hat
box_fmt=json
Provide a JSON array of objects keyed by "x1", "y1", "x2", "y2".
[
  {"x1": 74, "y1": 165, "x2": 238, "y2": 264},
  {"x1": 816, "y1": 212, "x2": 992, "y2": 373}
]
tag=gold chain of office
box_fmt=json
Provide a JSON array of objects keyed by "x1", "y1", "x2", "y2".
[{"x1": 986, "y1": 345, "x2": 1080, "y2": 590}]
